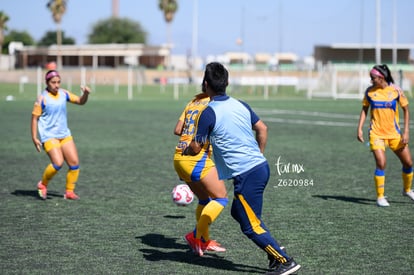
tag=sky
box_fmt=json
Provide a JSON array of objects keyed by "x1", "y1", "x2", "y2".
[{"x1": 2, "y1": 0, "x2": 414, "y2": 59}]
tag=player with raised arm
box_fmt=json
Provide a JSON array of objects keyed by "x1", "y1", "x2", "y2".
[{"x1": 31, "y1": 70, "x2": 90, "y2": 200}]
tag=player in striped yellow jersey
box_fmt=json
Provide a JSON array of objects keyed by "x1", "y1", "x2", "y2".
[
  {"x1": 31, "y1": 70, "x2": 90, "y2": 200},
  {"x1": 357, "y1": 64, "x2": 414, "y2": 207},
  {"x1": 173, "y1": 92, "x2": 228, "y2": 256}
]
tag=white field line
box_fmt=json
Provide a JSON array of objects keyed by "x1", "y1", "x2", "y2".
[
  {"x1": 256, "y1": 109, "x2": 359, "y2": 119},
  {"x1": 257, "y1": 109, "x2": 414, "y2": 128},
  {"x1": 261, "y1": 117, "x2": 356, "y2": 127}
]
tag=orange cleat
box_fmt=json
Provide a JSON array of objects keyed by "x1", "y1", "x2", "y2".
[
  {"x1": 184, "y1": 232, "x2": 204, "y2": 256},
  {"x1": 203, "y1": 239, "x2": 226, "y2": 252},
  {"x1": 64, "y1": 191, "x2": 80, "y2": 200},
  {"x1": 37, "y1": 181, "x2": 47, "y2": 200}
]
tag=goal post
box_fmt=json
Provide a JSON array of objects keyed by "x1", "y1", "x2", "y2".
[{"x1": 307, "y1": 65, "x2": 367, "y2": 100}]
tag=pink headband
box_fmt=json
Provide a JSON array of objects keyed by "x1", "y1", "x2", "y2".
[
  {"x1": 45, "y1": 71, "x2": 60, "y2": 81},
  {"x1": 370, "y1": 68, "x2": 384, "y2": 78}
]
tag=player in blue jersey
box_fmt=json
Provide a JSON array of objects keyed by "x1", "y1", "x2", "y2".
[
  {"x1": 183, "y1": 62, "x2": 301, "y2": 275},
  {"x1": 31, "y1": 70, "x2": 90, "y2": 200}
]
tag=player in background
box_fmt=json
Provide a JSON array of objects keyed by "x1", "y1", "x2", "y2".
[
  {"x1": 173, "y1": 92, "x2": 228, "y2": 256},
  {"x1": 31, "y1": 70, "x2": 90, "y2": 200},
  {"x1": 183, "y1": 62, "x2": 301, "y2": 275},
  {"x1": 357, "y1": 64, "x2": 414, "y2": 207}
]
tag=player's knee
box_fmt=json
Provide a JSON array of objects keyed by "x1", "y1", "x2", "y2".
[
  {"x1": 404, "y1": 159, "x2": 413, "y2": 168},
  {"x1": 376, "y1": 161, "x2": 386, "y2": 170}
]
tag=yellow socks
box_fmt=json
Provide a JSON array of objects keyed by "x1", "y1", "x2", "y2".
[
  {"x1": 374, "y1": 169, "x2": 385, "y2": 198},
  {"x1": 40, "y1": 163, "x2": 80, "y2": 193},
  {"x1": 196, "y1": 199, "x2": 226, "y2": 241},
  {"x1": 66, "y1": 167, "x2": 79, "y2": 192},
  {"x1": 402, "y1": 167, "x2": 413, "y2": 193},
  {"x1": 195, "y1": 204, "x2": 205, "y2": 222},
  {"x1": 41, "y1": 163, "x2": 60, "y2": 186}
]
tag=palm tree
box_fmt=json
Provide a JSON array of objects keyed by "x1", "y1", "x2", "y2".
[
  {"x1": 158, "y1": 0, "x2": 178, "y2": 44},
  {"x1": 0, "y1": 11, "x2": 10, "y2": 53},
  {"x1": 47, "y1": 0, "x2": 67, "y2": 69}
]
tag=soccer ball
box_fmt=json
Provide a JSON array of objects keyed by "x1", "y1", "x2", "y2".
[{"x1": 172, "y1": 184, "x2": 194, "y2": 206}]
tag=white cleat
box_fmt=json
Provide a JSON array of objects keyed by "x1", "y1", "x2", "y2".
[
  {"x1": 376, "y1": 197, "x2": 390, "y2": 207},
  {"x1": 402, "y1": 190, "x2": 414, "y2": 201}
]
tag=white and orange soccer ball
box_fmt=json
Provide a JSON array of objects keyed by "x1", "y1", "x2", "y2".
[{"x1": 172, "y1": 184, "x2": 194, "y2": 206}]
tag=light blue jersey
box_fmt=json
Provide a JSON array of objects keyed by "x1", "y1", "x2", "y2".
[
  {"x1": 195, "y1": 95, "x2": 266, "y2": 179},
  {"x1": 35, "y1": 89, "x2": 73, "y2": 143}
]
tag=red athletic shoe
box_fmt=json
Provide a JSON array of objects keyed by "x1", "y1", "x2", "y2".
[
  {"x1": 37, "y1": 181, "x2": 47, "y2": 200},
  {"x1": 203, "y1": 239, "x2": 226, "y2": 252},
  {"x1": 64, "y1": 191, "x2": 80, "y2": 200},
  {"x1": 184, "y1": 232, "x2": 204, "y2": 256}
]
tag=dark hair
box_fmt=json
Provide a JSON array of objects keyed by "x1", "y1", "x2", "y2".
[
  {"x1": 373, "y1": 64, "x2": 394, "y2": 84},
  {"x1": 45, "y1": 70, "x2": 60, "y2": 82},
  {"x1": 202, "y1": 62, "x2": 228, "y2": 95}
]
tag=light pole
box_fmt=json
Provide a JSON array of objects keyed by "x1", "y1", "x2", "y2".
[
  {"x1": 375, "y1": 0, "x2": 381, "y2": 64},
  {"x1": 191, "y1": 0, "x2": 198, "y2": 82},
  {"x1": 392, "y1": 0, "x2": 397, "y2": 66}
]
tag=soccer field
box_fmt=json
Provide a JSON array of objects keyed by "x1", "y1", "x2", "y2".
[{"x1": 1, "y1": 83, "x2": 413, "y2": 274}]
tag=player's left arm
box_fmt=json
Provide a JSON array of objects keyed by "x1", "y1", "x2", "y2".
[
  {"x1": 253, "y1": 119, "x2": 268, "y2": 153},
  {"x1": 401, "y1": 104, "x2": 410, "y2": 144},
  {"x1": 240, "y1": 100, "x2": 268, "y2": 153},
  {"x1": 396, "y1": 85, "x2": 410, "y2": 144},
  {"x1": 66, "y1": 86, "x2": 91, "y2": 105}
]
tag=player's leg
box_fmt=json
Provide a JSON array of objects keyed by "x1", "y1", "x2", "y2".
[
  {"x1": 37, "y1": 138, "x2": 64, "y2": 199},
  {"x1": 371, "y1": 137, "x2": 388, "y2": 206},
  {"x1": 230, "y1": 162, "x2": 285, "y2": 258},
  {"x1": 174, "y1": 157, "x2": 215, "y2": 256},
  {"x1": 393, "y1": 144, "x2": 414, "y2": 200},
  {"x1": 196, "y1": 167, "x2": 228, "y2": 247},
  {"x1": 61, "y1": 136, "x2": 80, "y2": 199},
  {"x1": 184, "y1": 181, "x2": 212, "y2": 256},
  {"x1": 186, "y1": 180, "x2": 210, "y2": 221},
  {"x1": 174, "y1": 157, "x2": 210, "y2": 221},
  {"x1": 230, "y1": 162, "x2": 300, "y2": 274},
  {"x1": 372, "y1": 149, "x2": 387, "y2": 196},
  {"x1": 44, "y1": 138, "x2": 65, "y2": 185}
]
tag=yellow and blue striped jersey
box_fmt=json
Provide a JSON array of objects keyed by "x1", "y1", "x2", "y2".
[{"x1": 363, "y1": 84, "x2": 408, "y2": 139}]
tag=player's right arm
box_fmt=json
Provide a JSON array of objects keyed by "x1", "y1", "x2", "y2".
[
  {"x1": 357, "y1": 105, "x2": 369, "y2": 143},
  {"x1": 31, "y1": 96, "x2": 43, "y2": 152},
  {"x1": 182, "y1": 107, "x2": 214, "y2": 156},
  {"x1": 174, "y1": 119, "x2": 184, "y2": 136}
]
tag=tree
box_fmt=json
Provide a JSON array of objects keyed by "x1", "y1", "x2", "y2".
[
  {"x1": 2, "y1": 30, "x2": 35, "y2": 54},
  {"x1": 0, "y1": 11, "x2": 10, "y2": 52},
  {"x1": 158, "y1": 0, "x2": 178, "y2": 45},
  {"x1": 158, "y1": 0, "x2": 178, "y2": 23},
  {"x1": 38, "y1": 31, "x2": 75, "y2": 46},
  {"x1": 88, "y1": 18, "x2": 147, "y2": 44},
  {"x1": 47, "y1": 0, "x2": 67, "y2": 69}
]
